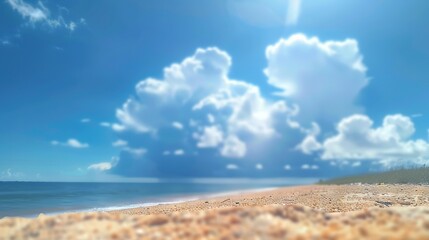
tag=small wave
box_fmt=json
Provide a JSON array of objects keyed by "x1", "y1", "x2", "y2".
[{"x1": 87, "y1": 186, "x2": 281, "y2": 213}]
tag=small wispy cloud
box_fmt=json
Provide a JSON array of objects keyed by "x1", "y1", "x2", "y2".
[
  {"x1": 411, "y1": 113, "x2": 423, "y2": 118},
  {"x1": 123, "y1": 147, "x2": 147, "y2": 156},
  {"x1": 5, "y1": 0, "x2": 81, "y2": 31},
  {"x1": 174, "y1": 149, "x2": 185, "y2": 156},
  {"x1": 286, "y1": 0, "x2": 301, "y2": 26},
  {"x1": 81, "y1": 118, "x2": 91, "y2": 123},
  {"x1": 51, "y1": 138, "x2": 89, "y2": 149},
  {"x1": 112, "y1": 139, "x2": 128, "y2": 147},
  {"x1": 172, "y1": 121, "x2": 184, "y2": 130},
  {"x1": 226, "y1": 164, "x2": 238, "y2": 170},
  {"x1": 1, "y1": 39, "x2": 11, "y2": 46},
  {"x1": 100, "y1": 122, "x2": 111, "y2": 127},
  {"x1": 0, "y1": 33, "x2": 21, "y2": 46},
  {"x1": 88, "y1": 162, "x2": 112, "y2": 171},
  {"x1": 301, "y1": 164, "x2": 319, "y2": 170},
  {"x1": 0, "y1": 168, "x2": 24, "y2": 180},
  {"x1": 351, "y1": 161, "x2": 362, "y2": 167}
]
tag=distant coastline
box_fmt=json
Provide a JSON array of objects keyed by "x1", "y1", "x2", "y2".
[{"x1": 319, "y1": 167, "x2": 429, "y2": 185}]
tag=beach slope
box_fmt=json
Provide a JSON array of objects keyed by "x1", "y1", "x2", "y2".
[{"x1": 1, "y1": 184, "x2": 429, "y2": 239}]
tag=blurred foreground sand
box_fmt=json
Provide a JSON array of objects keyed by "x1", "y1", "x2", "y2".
[{"x1": 1, "y1": 184, "x2": 429, "y2": 239}]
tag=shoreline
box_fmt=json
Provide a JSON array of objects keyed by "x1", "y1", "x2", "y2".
[
  {"x1": 11, "y1": 183, "x2": 429, "y2": 218},
  {"x1": 1, "y1": 185, "x2": 292, "y2": 219},
  {"x1": 109, "y1": 183, "x2": 429, "y2": 215}
]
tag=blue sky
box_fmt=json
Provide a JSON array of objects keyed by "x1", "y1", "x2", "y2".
[{"x1": 1, "y1": 0, "x2": 429, "y2": 182}]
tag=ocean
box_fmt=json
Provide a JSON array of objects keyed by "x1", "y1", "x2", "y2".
[{"x1": 0, "y1": 179, "x2": 315, "y2": 218}]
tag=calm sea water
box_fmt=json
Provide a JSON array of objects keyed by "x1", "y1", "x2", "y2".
[{"x1": 0, "y1": 179, "x2": 313, "y2": 218}]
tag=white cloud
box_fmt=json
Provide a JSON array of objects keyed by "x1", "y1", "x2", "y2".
[
  {"x1": 113, "y1": 47, "x2": 295, "y2": 162},
  {"x1": 221, "y1": 135, "x2": 247, "y2": 158},
  {"x1": 194, "y1": 81, "x2": 292, "y2": 136},
  {"x1": 284, "y1": 164, "x2": 292, "y2": 170},
  {"x1": 67, "y1": 139, "x2": 89, "y2": 148},
  {"x1": 6, "y1": 0, "x2": 47, "y2": 23},
  {"x1": 112, "y1": 123, "x2": 126, "y2": 132},
  {"x1": 286, "y1": 0, "x2": 301, "y2": 25},
  {"x1": 88, "y1": 162, "x2": 112, "y2": 171},
  {"x1": 51, "y1": 138, "x2": 89, "y2": 149},
  {"x1": 112, "y1": 139, "x2": 128, "y2": 147},
  {"x1": 68, "y1": 21, "x2": 76, "y2": 31},
  {"x1": 295, "y1": 121, "x2": 322, "y2": 155},
  {"x1": 114, "y1": 47, "x2": 231, "y2": 133},
  {"x1": 296, "y1": 135, "x2": 322, "y2": 155},
  {"x1": 6, "y1": 0, "x2": 80, "y2": 31},
  {"x1": 288, "y1": 120, "x2": 320, "y2": 136},
  {"x1": 195, "y1": 125, "x2": 224, "y2": 148},
  {"x1": 107, "y1": 38, "x2": 390, "y2": 177},
  {"x1": 265, "y1": 34, "x2": 368, "y2": 122},
  {"x1": 255, "y1": 163, "x2": 263, "y2": 170},
  {"x1": 115, "y1": 47, "x2": 295, "y2": 138},
  {"x1": 81, "y1": 118, "x2": 91, "y2": 123},
  {"x1": 207, "y1": 114, "x2": 215, "y2": 124},
  {"x1": 174, "y1": 149, "x2": 185, "y2": 155},
  {"x1": 172, "y1": 121, "x2": 184, "y2": 130},
  {"x1": 321, "y1": 114, "x2": 429, "y2": 166},
  {"x1": 301, "y1": 164, "x2": 319, "y2": 170},
  {"x1": 100, "y1": 122, "x2": 111, "y2": 127},
  {"x1": 226, "y1": 164, "x2": 238, "y2": 170}
]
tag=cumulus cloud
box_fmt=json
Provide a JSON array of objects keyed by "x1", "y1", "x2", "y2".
[
  {"x1": 111, "y1": 47, "x2": 294, "y2": 161},
  {"x1": 220, "y1": 135, "x2": 247, "y2": 158},
  {"x1": 265, "y1": 34, "x2": 368, "y2": 123},
  {"x1": 296, "y1": 135, "x2": 322, "y2": 155},
  {"x1": 320, "y1": 114, "x2": 429, "y2": 166},
  {"x1": 255, "y1": 163, "x2": 263, "y2": 170},
  {"x1": 105, "y1": 34, "x2": 427, "y2": 178},
  {"x1": 195, "y1": 125, "x2": 224, "y2": 148},
  {"x1": 6, "y1": 0, "x2": 80, "y2": 31},
  {"x1": 108, "y1": 46, "x2": 302, "y2": 177},
  {"x1": 51, "y1": 138, "x2": 89, "y2": 149}
]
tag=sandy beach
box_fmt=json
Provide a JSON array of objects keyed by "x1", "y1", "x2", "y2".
[{"x1": 1, "y1": 184, "x2": 429, "y2": 239}]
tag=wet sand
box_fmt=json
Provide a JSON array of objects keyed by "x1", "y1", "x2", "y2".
[{"x1": 1, "y1": 184, "x2": 429, "y2": 239}]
